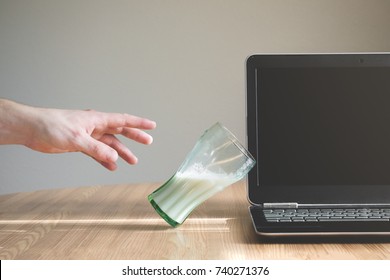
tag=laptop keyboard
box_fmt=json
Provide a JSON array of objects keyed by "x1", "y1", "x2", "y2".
[{"x1": 263, "y1": 208, "x2": 390, "y2": 222}]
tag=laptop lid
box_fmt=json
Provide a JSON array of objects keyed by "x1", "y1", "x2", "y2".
[{"x1": 247, "y1": 53, "x2": 390, "y2": 208}]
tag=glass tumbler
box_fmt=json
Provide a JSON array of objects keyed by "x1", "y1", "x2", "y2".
[{"x1": 148, "y1": 122, "x2": 256, "y2": 227}]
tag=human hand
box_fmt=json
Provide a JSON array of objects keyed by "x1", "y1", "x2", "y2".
[{"x1": 0, "y1": 99, "x2": 156, "y2": 170}]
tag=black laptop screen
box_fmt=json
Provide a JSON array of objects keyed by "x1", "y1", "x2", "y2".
[
  {"x1": 247, "y1": 54, "x2": 390, "y2": 204},
  {"x1": 257, "y1": 66, "x2": 390, "y2": 187}
]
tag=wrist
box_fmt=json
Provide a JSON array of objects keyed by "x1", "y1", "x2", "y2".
[{"x1": 0, "y1": 99, "x2": 37, "y2": 146}]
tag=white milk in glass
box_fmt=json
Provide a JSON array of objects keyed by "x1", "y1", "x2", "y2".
[{"x1": 151, "y1": 171, "x2": 237, "y2": 224}]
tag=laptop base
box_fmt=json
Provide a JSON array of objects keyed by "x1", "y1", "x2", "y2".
[{"x1": 250, "y1": 206, "x2": 390, "y2": 236}]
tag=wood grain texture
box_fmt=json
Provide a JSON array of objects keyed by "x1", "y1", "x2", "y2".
[{"x1": 1, "y1": 182, "x2": 390, "y2": 259}]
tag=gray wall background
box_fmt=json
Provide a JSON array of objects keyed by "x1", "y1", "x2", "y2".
[{"x1": 1, "y1": 0, "x2": 390, "y2": 195}]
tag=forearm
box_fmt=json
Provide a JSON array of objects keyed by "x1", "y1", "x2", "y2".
[{"x1": 0, "y1": 99, "x2": 36, "y2": 146}]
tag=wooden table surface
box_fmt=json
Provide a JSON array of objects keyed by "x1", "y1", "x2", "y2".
[{"x1": 1, "y1": 181, "x2": 390, "y2": 260}]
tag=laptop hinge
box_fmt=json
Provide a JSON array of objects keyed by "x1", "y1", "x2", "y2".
[{"x1": 263, "y1": 202, "x2": 298, "y2": 209}]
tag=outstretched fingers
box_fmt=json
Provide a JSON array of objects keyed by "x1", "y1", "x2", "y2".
[
  {"x1": 97, "y1": 112, "x2": 156, "y2": 131},
  {"x1": 121, "y1": 127, "x2": 154, "y2": 145},
  {"x1": 76, "y1": 111, "x2": 156, "y2": 170},
  {"x1": 99, "y1": 134, "x2": 138, "y2": 165},
  {"x1": 76, "y1": 133, "x2": 119, "y2": 170}
]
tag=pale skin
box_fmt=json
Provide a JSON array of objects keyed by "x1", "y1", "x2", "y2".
[{"x1": 0, "y1": 99, "x2": 156, "y2": 171}]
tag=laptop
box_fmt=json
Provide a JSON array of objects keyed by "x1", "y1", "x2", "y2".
[{"x1": 246, "y1": 53, "x2": 390, "y2": 236}]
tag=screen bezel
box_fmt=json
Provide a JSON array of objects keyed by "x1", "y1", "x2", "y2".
[{"x1": 246, "y1": 53, "x2": 390, "y2": 206}]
